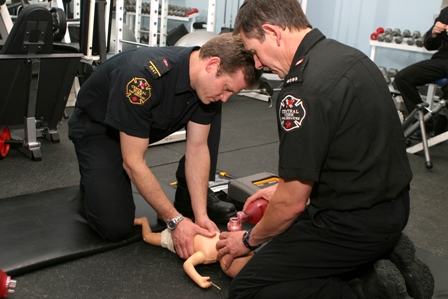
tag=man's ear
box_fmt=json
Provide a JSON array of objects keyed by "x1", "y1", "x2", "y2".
[
  {"x1": 262, "y1": 24, "x2": 282, "y2": 46},
  {"x1": 205, "y1": 56, "x2": 221, "y2": 73}
]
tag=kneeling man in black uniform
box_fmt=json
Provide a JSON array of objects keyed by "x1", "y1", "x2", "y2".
[
  {"x1": 216, "y1": 1, "x2": 434, "y2": 299},
  {"x1": 68, "y1": 33, "x2": 261, "y2": 259}
]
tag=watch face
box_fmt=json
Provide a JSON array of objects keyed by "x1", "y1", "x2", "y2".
[
  {"x1": 167, "y1": 220, "x2": 176, "y2": 230},
  {"x1": 167, "y1": 214, "x2": 183, "y2": 230}
]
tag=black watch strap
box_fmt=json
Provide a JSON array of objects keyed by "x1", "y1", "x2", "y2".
[{"x1": 242, "y1": 229, "x2": 259, "y2": 251}]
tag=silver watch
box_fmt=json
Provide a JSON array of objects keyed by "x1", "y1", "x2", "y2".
[{"x1": 167, "y1": 214, "x2": 184, "y2": 230}]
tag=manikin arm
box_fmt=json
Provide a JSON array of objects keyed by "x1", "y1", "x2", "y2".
[
  {"x1": 134, "y1": 217, "x2": 252, "y2": 289},
  {"x1": 183, "y1": 252, "x2": 214, "y2": 289},
  {"x1": 134, "y1": 217, "x2": 161, "y2": 246}
]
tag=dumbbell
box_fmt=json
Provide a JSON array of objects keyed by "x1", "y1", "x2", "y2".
[
  {"x1": 0, "y1": 269, "x2": 16, "y2": 297},
  {"x1": 411, "y1": 31, "x2": 421, "y2": 39},
  {"x1": 406, "y1": 31, "x2": 422, "y2": 45},
  {"x1": 386, "y1": 28, "x2": 401, "y2": 43},
  {"x1": 395, "y1": 29, "x2": 412, "y2": 43},
  {"x1": 394, "y1": 35, "x2": 403, "y2": 44},
  {"x1": 415, "y1": 36, "x2": 425, "y2": 47},
  {"x1": 387, "y1": 68, "x2": 398, "y2": 79},
  {"x1": 384, "y1": 34, "x2": 393, "y2": 43},
  {"x1": 370, "y1": 27, "x2": 385, "y2": 40},
  {"x1": 186, "y1": 8, "x2": 198, "y2": 16},
  {"x1": 392, "y1": 28, "x2": 401, "y2": 36},
  {"x1": 402, "y1": 29, "x2": 411, "y2": 37},
  {"x1": 0, "y1": 126, "x2": 25, "y2": 159},
  {"x1": 378, "y1": 66, "x2": 391, "y2": 84}
]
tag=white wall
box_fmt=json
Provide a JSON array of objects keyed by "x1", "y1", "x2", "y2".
[
  {"x1": 167, "y1": 0, "x2": 443, "y2": 71},
  {"x1": 306, "y1": 0, "x2": 442, "y2": 71}
]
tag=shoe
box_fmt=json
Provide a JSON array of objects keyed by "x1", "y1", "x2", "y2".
[
  {"x1": 349, "y1": 259, "x2": 411, "y2": 299},
  {"x1": 174, "y1": 183, "x2": 237, "y2": 224},
  {"x1": 388, "y1": 233, "x2": 435, "y2": 299}
]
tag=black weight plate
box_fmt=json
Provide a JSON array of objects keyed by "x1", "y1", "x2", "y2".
[
  {"x1": 258, "y1": 78, "x2": 274, "y2": 96},
  {"x1": 50, "y1": 7, "x2": 67, "y2": 41}
]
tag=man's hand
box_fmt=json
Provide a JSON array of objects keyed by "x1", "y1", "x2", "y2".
[
  {"x1": 432, "y1": 21, "x2": 448, "y2": 37},
  {"x1": 195, "y1": 216, "x2": 219, "y2": 235},
  {"x1": 216, "y1": 230, "x2": 250, "y2": 271},
  {"x1": 171, "y1": 219, "x2": 216, "y2": 259},
  {"x1": 243, "y1": 183, "x2": 277, "y2": 211}
]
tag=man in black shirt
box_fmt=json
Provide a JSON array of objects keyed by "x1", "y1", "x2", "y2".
[
  {"x1": 69, "y1": 33, "x2": 261, "y2": 259},
  {"x1": 216, "y1": 1, "x2": 434, "y2": 298},
  {"x1": 395, "y1": 7, "x2": 448, "y2": 133}
]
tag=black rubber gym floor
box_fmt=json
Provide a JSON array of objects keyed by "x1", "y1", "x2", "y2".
[{"x1": 1, "y1": 90, "x2": 448, "y2": 298}]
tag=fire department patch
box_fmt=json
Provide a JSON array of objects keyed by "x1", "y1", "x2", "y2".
[
  {"x1": 279, "y1": 95, "x2": 307, "y2": 131},
  {"x1": 126, "y1": 77, "x2": 151, "y2": 105}
]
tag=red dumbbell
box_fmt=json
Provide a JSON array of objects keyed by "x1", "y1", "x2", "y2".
[
  {"x1": 185, "y1": 8, "x2": 198, "y2": 16},
  {"x1": 0, "y1": 269, "x2": 16, "y2": 298},
  {"x1": 370, "y1": 27, "x2": 385, "y2": 40}
]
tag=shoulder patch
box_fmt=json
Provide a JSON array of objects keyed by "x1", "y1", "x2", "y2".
[
  {"x1": 279, "y1": 95, "x2": 307, "y2": 131},
  {"x1": 147, "y1": 57, "x2": 171, "y2": 79},
  {"x1": 284, "y1": 56, "x2": 307, "y2": 86},
  {"x1": 126, "y1": 77, "x2": 152, "y2": 105}
]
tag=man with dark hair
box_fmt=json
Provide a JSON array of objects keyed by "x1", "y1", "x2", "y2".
[
  {"x1": 69, "y1": 33, "x2": 261, "y2": 259},
  {"x1": 216, "y1": 1, "x2": 434, "y2": 298}
]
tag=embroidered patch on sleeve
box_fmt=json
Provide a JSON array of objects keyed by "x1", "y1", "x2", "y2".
[
  {"x1": 147, "y1": 57, "x2": 171, "y2": 79},
  {"x1": 279, "y1": 95, "x2": 307, "y2": 131},
  {"x1": 126, "y1": 77, "x2": 152, "y2": 105}
]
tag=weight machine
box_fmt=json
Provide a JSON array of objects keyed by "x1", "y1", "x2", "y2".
[{"x1": 0, "y1": 4, "x2": 82, "y2": 160}]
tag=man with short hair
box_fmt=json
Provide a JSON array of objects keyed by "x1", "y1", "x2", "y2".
[
  {"x1": 216, "y1": 1, "x2": 434, "y2": 298},
  {"x1": 69, "y1": 33, "x2": 261, "y2": 259}
]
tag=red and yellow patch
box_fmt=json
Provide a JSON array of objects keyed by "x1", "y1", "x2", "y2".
[{"x1": 126, "y1": 77, "x2": 152, "y2": 105}]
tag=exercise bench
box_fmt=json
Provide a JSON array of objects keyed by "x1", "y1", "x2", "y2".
[{"x1": 0, "y1": 4, "x2": 82, "y2": 160}]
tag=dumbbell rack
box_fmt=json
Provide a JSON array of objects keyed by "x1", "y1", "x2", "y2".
[
  {"x1": 125, "y1": 4, "x2": 199, "y2": 45},
  {"x1": 115, "y1": 0, "x2": 217, "y2": 51},
  {"x1": 369, "y1": 40, "x2": 435, "y2": 61}
]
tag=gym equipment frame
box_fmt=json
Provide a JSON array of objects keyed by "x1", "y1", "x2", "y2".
[
  {"x1": 0, "y1": 5, "x2": 82, "y2": 160},
  {"x1": 402, "y1": 99, "x2": 447, "y2": 169}
]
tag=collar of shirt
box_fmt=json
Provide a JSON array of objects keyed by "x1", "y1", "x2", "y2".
[
  {"x1": 284, "y1": 28, "x2": 326, "y2": 86},
  {"x1": 174, "y1": 46, "x2": 200, "y2": 95}
]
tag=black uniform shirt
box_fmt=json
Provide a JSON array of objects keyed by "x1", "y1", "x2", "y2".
[
  {"x1": 76, "y1": 47, "x2": 219, "y2": 144},
  {"x1": 277, "y1": 29, "x2": 412, "y2": 211}
]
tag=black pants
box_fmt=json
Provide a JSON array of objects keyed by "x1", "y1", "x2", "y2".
[
  {"x1": 394, "y1": 58, "x2": 448, "y2": 114},
  {"x1": 229, "y1": 190, "x2": 410, "y2": 299},
  {"x1": 68, "y1": 104, "x2": 222, "y2": 241}
]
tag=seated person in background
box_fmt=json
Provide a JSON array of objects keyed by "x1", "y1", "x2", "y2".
[
  {"x1": 394, "y1": 7, "x2": 448, "y2": 134},
  {"x1": 134, "y1": 217, "x2": 254, "y2": 289}
]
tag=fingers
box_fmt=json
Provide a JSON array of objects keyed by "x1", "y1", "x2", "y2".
[
  {"x1": 172, "y1": 221, "x2": 197, "y2": 259},
  {"x1": 204, "y1": 221, "x2": 219, "y2": 234},
  {"x1": 220, "y1": 254, "x2": 235, "y2": 271},
  {"x1": 196, "y1": 218, "x2": 219, "y2": 234},
  {"x1": 196, "y1": 226, "x2": 216, "y2": 238},
  {"x1": 216, "y1": 241, "x2": 229, "y2": 260},
  {"x1": 218, "y1": 231, "x2": 229, "y2": 240},
  {"x1": 174, "y1": 237, "x2": 192, "y2": 259}
]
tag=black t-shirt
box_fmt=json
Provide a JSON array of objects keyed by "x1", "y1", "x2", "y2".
[
  {"x1": 277, "y1": 29, "x2": 412, "y2": 211},
  {"x1": 76, "y1": 46, "x2": 219, "y2": 144}
]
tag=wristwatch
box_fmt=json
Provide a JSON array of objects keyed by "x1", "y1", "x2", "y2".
[
  {"x1": 166, "y1": 214, "x2": 184, "y2": 230},
  {"x1": 242, "y1": 229, "x2": 259, "y2": 251}
]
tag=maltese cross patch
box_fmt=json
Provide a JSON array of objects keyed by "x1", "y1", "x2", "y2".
[
  {"x1": 126, "y1": 77, "x2": 152, "y2": 105},
  {"x1": 279, "y1": 95, "x2": 307, "y2": 131}
]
